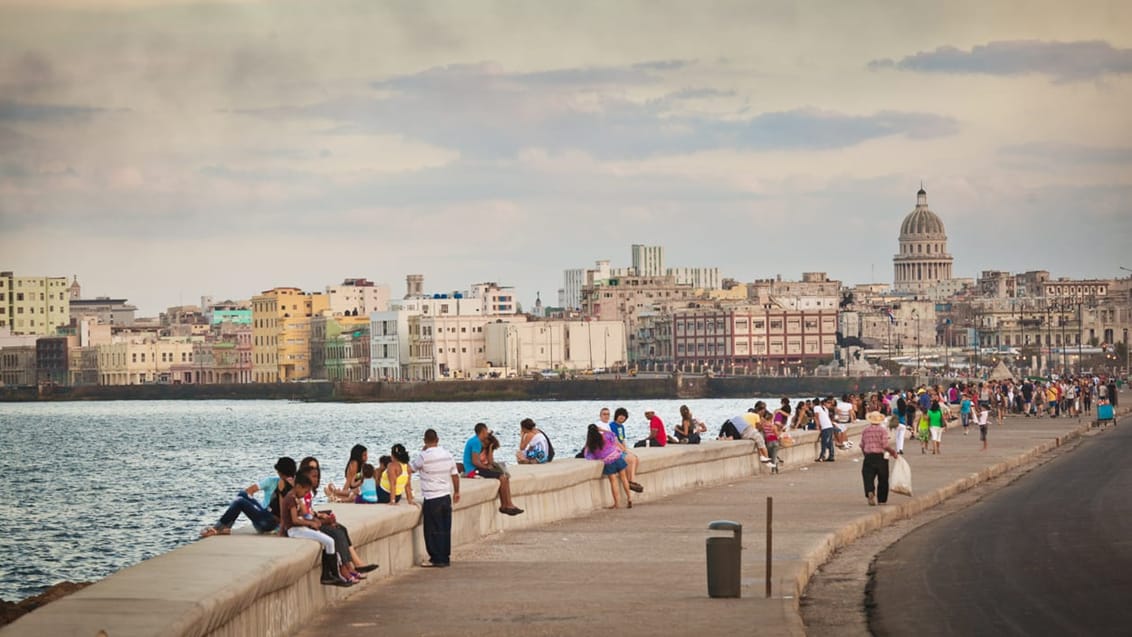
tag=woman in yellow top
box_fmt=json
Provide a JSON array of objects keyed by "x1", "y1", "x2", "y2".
[{"x1": 377, "y1": 444, "x2": 416, "y2": 505}]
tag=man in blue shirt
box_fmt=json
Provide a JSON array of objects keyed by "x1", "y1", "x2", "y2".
[{"x1": 463, "y1": 423, "x2": 524, "y2": 516}]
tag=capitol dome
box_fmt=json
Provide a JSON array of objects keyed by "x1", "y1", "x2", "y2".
[
  {"x1": 899, "y1": 189, "x2": 946, "y2": 237},
  {"x1": 893, "y1": 186, "x2": 953, "y2": 294}
]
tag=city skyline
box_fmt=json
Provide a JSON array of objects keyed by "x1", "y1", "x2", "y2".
[{"x1": 2, "y1": 0, "x2": 1130, "y2": 315}]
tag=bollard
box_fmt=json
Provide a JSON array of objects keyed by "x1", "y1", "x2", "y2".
[{"x1": 706, "y1": 520, "x2": 742, "y2": 598}]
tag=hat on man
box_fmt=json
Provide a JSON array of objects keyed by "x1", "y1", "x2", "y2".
[{"x1": 866, "y1": 411, "x2": 887, "y2": 425}]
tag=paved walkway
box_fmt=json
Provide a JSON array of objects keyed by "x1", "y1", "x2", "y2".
[{"x1": 297, "y1": 407, "x2": 1124, "y2": 637}]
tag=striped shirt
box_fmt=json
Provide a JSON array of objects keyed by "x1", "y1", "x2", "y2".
[
  {"x1": 409, "y1": 445, "x2": 458, "y2": 500},
  {"x1": 860, "y1": 424, "x2": 889, "y2": 454}
]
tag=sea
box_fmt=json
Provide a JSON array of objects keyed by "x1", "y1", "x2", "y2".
[{"x1": 0, "y1": 396, "x2": 802, "y2": 601}]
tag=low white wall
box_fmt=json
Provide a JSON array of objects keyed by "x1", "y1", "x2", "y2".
[{"x1": 2, "y1": 426, "x2": 860, "y2": 637}]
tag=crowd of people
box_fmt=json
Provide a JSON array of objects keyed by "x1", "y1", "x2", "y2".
[{"x1": 197, "y1": 377, "x2": 1118, "y2": 577}]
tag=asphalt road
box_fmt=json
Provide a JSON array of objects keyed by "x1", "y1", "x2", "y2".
[{"x1": 870, "y1": 416, "x2": 1132, "y2": 637}]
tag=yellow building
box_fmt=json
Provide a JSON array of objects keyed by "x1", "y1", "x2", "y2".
[
  {"x1": 97, "y1": 338, "x2": 197, "y2": 385},
  {"x1": 252, "y1": 287, "x2": 328, "y2": 382},
  {"x1": 1, "y1": 271, "x2": 71, "y2": 336}
]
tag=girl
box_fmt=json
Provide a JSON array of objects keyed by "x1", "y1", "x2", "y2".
[
  {"x1": 516, "y1": 418, "x2": 552, "y2": 463},
  {"x1": 928, "y1": 400, "x2": 945, "y2": 455},
  {"x1": 280, "y1": 472, "x2": 352, "y2": 587},
  {"x1": 378, "y1": 444, "x2": 415, "y2": 504},
  {"x1": 674, "y1": 405, "x2": 705, "y2": 444},
  {"x1": 325, "y1": 444, "x2": 367, "y2": 502},
  {"x1": 298, "y1": 457, "x2": 378, "y2": 581},
  {"x1": 583, "y1": 424, "x2": 632, "y2": 509},
  {"x1": 357, "y1": 463, "x2": 379, "y2": 504}
]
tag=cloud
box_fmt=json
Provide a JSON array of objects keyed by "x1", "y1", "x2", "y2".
[
  {"x1": 257, "y1": 62, "x2": 957, "y2": 158},
  {"x1": 1000, "y1": 142, "x2": 1132, "y2": 164},
  {"x1": 0, "y1": 100, "x2": 104, "y2": 121},
  {"x1": 869, "y1": 40, "x2": 1132, "y2": 83}
]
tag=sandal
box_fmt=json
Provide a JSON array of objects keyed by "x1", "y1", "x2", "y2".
[{"x1": 199, "y1": 527, "x2": 219, "y2": 538}]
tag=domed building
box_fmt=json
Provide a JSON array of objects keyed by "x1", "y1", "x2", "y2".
[{"x1": 893, "y1": 186, "x2": 953, "y2": 294}]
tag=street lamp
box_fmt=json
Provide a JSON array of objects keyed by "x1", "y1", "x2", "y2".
[{"x1": 911, "y1": 309, "x2": 921, "y2": 374}]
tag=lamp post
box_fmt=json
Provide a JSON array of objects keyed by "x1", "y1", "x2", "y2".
[{"x1": 912, "y1": 309, "x2": 921, "y2": 374}]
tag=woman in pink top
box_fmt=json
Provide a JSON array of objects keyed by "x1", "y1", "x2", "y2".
[{"x1": 584, "y1": 424, "x2": 633, "y2": 509}]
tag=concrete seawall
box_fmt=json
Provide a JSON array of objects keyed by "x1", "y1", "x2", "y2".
[{"x1": 1, "y1": 429, "x2": 837, "y2": 637}]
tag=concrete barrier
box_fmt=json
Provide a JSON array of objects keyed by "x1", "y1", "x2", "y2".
[{"x1": 4, "y1": 428, "x2": 845, "y2": 637}]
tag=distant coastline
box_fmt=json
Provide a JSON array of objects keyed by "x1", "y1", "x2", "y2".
[{"x1": 0, "y1": 375, "x2": 909, "y2": 403}]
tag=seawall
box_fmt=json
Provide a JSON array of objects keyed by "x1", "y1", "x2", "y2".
[
  {"x1": 0, "y1": 429, "x2": 837, "y2": 637},
  {"x1": 0, "y1": 375, "x2": 910, "y2": 403}
]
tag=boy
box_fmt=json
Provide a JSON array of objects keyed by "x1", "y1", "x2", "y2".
[
  {"x1": 281, "y1": 472, "x2": 352, "y2": 587},
  {"x1": 201, "y1": 456, "x2": 295, "y2": 537}
]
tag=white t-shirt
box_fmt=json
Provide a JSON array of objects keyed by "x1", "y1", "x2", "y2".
[
  {"x1": 977, "y1": 409, "x2": 989, "y2": 426},
  {"x1": 595, "y1": 419, "x2": 612, "y2": 432},
  {"x1": 409, "y1": 446, "x2": 457, "y2": 500},
  {"x1": 814, "y1": 405, "x2": 834, "y2": 430},
  {"x1": 834, "y1": 401, "x2": 853, "y2": 425}
]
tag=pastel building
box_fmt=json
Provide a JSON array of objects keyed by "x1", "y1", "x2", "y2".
[
  {"x1": 671, "y1": 305, "x2": 838, "y2": 371},
  {"x1": 327, "y1": 278, "x2": 391, "y2": 317},
  {"x1": 251, "y1": 287, "x2": 328, "y2": 382},
  {"x1": 97, "y1": 337, "x2": 197, "y2": 385},
  {"x1": 0, "y1": 271, "x2": 71, "y2": 336}
]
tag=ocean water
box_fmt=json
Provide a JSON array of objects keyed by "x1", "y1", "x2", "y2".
[{"x1": 0, "y1": 396, "x2": 800, "y2": 601}]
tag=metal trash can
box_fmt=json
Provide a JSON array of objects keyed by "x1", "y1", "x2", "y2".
[{"x1": 706, "y1": 520, "x2": 742, "y2": 598}]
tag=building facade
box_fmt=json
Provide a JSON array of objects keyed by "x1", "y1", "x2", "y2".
[
  {"x1": 631, "y1": 244, "x2": 665, "y2": 277},
  {"x1": 251, "y1": 287, "x2": 328, "y2": 382},
  {"x1": 484, "y1": 319, "x2": 628, "y2": 374},
  {"x1": 671, "y1": 305, "x2": 837, "y2": 371},
  {"x1": 1, "y1": 271, "x2": 71, "y2": 335},
  {"x1": 326, "y1": 278, "x2": 391, "y2": 317}
]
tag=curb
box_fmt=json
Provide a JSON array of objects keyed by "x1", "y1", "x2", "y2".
[{"x1": 783, "y1": 405, "x2": 1130, "y2": 635}]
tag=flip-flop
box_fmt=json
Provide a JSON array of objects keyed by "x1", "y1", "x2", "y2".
[{"x1": 199, "y1": 527, "x2": 218, "y2": 538}]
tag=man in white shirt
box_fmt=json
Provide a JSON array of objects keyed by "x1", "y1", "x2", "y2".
[
  {"x1": 834, "y1": 395, "x2": 855, "y2": 449},
  {"x1": 814, "y1": 397, "x2": 836, "y2": 462},
  {"x1": 409, "y1": 429, "x2": 460, "y2": 568}
]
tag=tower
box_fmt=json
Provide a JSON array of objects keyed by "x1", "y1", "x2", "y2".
[{"x1": 893, "y1": 186, "x2": 953, "y2": 294}]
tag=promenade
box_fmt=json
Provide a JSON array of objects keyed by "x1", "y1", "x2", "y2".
[{"x1": 297, "y1": 409, "x2": 1124, "y2": 637}]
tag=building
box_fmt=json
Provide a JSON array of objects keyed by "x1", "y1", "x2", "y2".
[
  {"x1": 36, "y1": 336, "x2": 74, "y2": 384},
  {"x1": 1, "y1": 271, "x2": 71, "y2": 335},
  {"x1": 631, "y1": 244, "x2": 665, "y2": 277},
  {"x1": 671, "y1": 304, "x2": 838, "y2": 371},
  {"x1": 70, "y1": 297, "x2": 138, "y2": 326},
  {"x1": 749, "y1": 272, "x2": 841, "y2": 311},
  {"x1": 311, "y1": 314, "x2": 371, "y2": 381},
  {"x1": 0, "y1": 345, "x2": 36, "y2": 386},
  {"x1": 97, "y1": 337, "x2": 197, "y2": 385},
  {"x1": 581, "y1": 274, "x2": 697, "y2": 323},
  {"x1": 561, "y1": 260, "x2": 612, "y2": 311},
  {"x1": 893, "y1": 188, "x2": 954, "y2": 294},
  {"x1": 484, "y1": 319, "x2": 627, "y2": 374},
  {"x1": 326, "y1": 278, "x2": 391, "y2": 317},
  {"x1": 668, "y1": 267, "x2": 722, "y2": 290},
  {"x1": 251, "y1": 287, "x2": 328, "y2": 382}
]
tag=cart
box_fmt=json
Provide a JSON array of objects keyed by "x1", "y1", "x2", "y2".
[{"x1": 1096, "y1": 403, "x2": 1115, "y2": 427}]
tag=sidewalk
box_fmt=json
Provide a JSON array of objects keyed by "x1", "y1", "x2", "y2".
[{"x1": 297, "y1": 409, "x2": 1124, "y2": 637}]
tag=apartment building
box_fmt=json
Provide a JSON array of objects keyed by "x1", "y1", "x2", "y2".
[
  {"x1": 671, "y1": 304, "x2": 837, "y2": 370},
  {"x1": 251, "y1": 287, "x2": 328, "y2": 382},
  {"x1": 0, "y1": 271, "x2": 71, "y2": 335}
]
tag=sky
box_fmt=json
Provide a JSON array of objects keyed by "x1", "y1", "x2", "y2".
[{"x1": 1, "y1": 0, "x2": 1130, "y2": 315}]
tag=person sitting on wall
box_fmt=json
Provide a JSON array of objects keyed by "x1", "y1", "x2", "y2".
[
  {"x1": 200, "y1": 456, "x2": 296, "y2": 537},
  {"x1": 634, "y1": 409, "x2": 676, "y2": 447},
  {"x1": 463, "y1": 423, "x2": 524, "y2": 516},
  {"x1": 716, "y1": 409, "x2": 774, "y2": 465},
  {"x1": 516, "y1": 418, "x2": 555, "y2": 463},
  {"x1": 673, "y1": 404, "x2": 706, "y2": 444}
]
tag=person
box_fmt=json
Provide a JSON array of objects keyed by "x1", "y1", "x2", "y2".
[
  {"x1": 634, "y1": 409, "x2": 671, "y2": 447},
  {"x1": 516, "y1": 418, "x2": 553, "y2": 463},
  {"x1": 814, "y1": 397, "x2": 836, "y2": 462},
  {"x1": 860, "y1": 411, "x2": 898, "y2": 506},
  {"x1": 718, "y1": 409, "x2": 774, "y2": 465},
  {"x1": 583, "y1": 424, "x2": 633, "y2": 509},
  {"x1": 976, "y1": 400, "x2": 990, "y2": 451},
  {"x1": 358, "y1": 463, "x2": 380, "y2": 504},
  {"x1": 280, "y1": 472, "x2": 352, "y2": 587},
  {"x1": 674, "y1": 405, "x2": 705, "y2": 444},
  {"x1": 463, "y1": 423, "x2": 524, "y2": 516},
  {"x1": 772, "y1": 399, "x2": 791, "y2": 432},
  {"x1": 610, "y1": 408, "x2": 644, "y2": 492},
  {"x1": 893, "y1": 391, "x2": 909, "y2": 456},
  {"x1": 762, "y1": 412, "x2": 782, "y2": 474},
  {"x1": 928, "y1": 399, "x2": 944, "y2": 455},
  {"x1": 378, "y1": 444, "x2": 415, "y2": 505},
  {"x1": 325, "y1": 444, "x2": 367, "y2": 502},
  {"x1": 410, "y1": 428, "x2": 460, "y2": 568},
  {"x1": 609, "y1": 407, "x2": 628, "y2": 445},
  {"x1": 298, "y1": 458, "x2": 377, "y2": 581},
  {"x1": 834, "y1": 395, "x2": 855, "y2": 449},
  {"x1": 959, "y1": 392, "x2": 973, "y2": 435},
  {"x1": 201, "y1": 456, "x2": 296, "y2": 537}
]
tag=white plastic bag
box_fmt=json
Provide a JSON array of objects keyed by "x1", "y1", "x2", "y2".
[{"x1": 890, "y1": 456, "x2": 913, "y2": 496}]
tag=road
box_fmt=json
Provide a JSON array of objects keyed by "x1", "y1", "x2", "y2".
[{"x1": 870, "y1": 417, "x2": 1132, "y2": 636}]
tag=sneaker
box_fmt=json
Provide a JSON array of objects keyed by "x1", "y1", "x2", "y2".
[
  {"x1": 760, "y1": 457, "x2": 772, "y2": 463},
  {"x1": 766, "y1": 462, "x2": 777, "y2": 469},
  {"x1": 815, "y1": 458, "x2": 825, "y2": 463}
]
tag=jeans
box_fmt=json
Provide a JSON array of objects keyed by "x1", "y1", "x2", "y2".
[
  {"x1": 819, "y1": 428, "x2": 835, "y2": 460},
  {"x1": 422, "y1": 495, "x2": 452, "y2": 565},
  {"x1": 217, "y1": 491, "x2": 277, "y2": 533}
]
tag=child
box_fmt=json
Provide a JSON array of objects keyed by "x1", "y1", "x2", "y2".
[
  {"x1": 281, "y1": 473, "x2": 352, "y2": 587},
  {"x1": 960, "y1": 393, "x2": 973, "y2": 435},
  {"x1": 201, "y1": 456, "x2": 295, "y2": 537},
  {"x1": 977, "y1": 401, "x2": 990, "y2": 451},
  {"x1": 358, "y1": 463, "x2": 379, "y2": 504}
]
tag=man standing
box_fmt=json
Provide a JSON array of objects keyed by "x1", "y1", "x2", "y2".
[
  {"x1": 815, "y1": 397, "x2": 836, "y2": 462},
  {"x1": 860, "y1": 411, "x2": 898, "y2": 506},
  {"x1": 463, "y1": 423, "x2": 524, "y2": 516},
  {"x1": 410, "y1": 429, "x2": 460, "y2": 568}
]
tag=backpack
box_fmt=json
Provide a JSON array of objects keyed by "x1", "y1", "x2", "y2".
[{"x1": 544, "y1": 431, "x2": 555, "y2": 462}]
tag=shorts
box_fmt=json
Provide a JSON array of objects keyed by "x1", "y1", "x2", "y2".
[
  {"x1": 929, "y1": 426, "x2": 943, "y2": 442},
  {"x1": 602, "y1": 455, "x2": 628, "y2": 476},
  {"x1": 470, "y1": 466, "x2": 504, "y2": 479},
  {"x1": 979, "y1": 425, "x2": 988, "y2": 441}
]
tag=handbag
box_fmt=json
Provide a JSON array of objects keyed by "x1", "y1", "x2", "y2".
[{"x1": 780, "y1": 434, "x2": 795, "y2": 448}]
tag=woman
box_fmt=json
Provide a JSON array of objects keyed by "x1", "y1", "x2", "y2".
[
  {"x1": 762, "y1": 413, "x2": 782, "y2": 474},
  {"x1": 917, "y1": 405, "x2": 931, "y2": 455},
  {"x1": 583, "y1": 424, "x2": 633, "y2": 509},
  {"x1": 772, "y1": 400, "x2": 791, "y2": 431},
  {"x1": 674, "y1": 405, "x2": 705, "y2": 444},
  {"x1": 298, "y1": 457, "x2": 379, "y2": 579},
  {"x1": 377, "y1": 444, "x2": 415, "y2": 505},
  {"x1": 928, "y1": 399, "x2": 945, "y2": 455},
  {"x1": 516, "y1": 418, "x2": 553, "y2": 463},
  {"x1": 325, "y1": 444, "x2": 367, "y2": 502}
]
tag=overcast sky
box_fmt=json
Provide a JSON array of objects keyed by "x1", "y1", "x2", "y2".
[{"x1": 1, "y1": 0, "x2": 1130, "y2": 315}]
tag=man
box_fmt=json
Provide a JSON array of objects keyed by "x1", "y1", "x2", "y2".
[
  {"x1": 410, "y1": 428, "x2": 460, "y2": 567},
  {"x1": 463, "y1": 423, "x2": 524, "y2": 516},
  {"x1": 201, "y1": 456, "x2": 296, "y2": 537},
  {"x1": 635, "y1": 409, "x2": 669, "y2": 447},
  {"x1": 860, "y1": 411, "x2": 899, "y2": 506},
  {"x1": 814, "y1": 397, "x2": 836, "y2": 462},
  {"x1": 834, "y1": 394, "x2": 855, "y2": 449}
]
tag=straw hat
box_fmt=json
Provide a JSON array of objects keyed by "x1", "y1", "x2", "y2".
[{"x1": 866, "y1": 411, "x2": 887, "y2": 425}]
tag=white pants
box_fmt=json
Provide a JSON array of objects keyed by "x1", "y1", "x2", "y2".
[
  {"x1": 895, "y1": 423, "x2": 907, "y2": 453},
  {"x1": 287, "y1": 526, "x2": 336, "y2": 555}
]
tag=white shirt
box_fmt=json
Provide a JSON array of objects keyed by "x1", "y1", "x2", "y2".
[
  {"x1": 595, "y1": 418, "x2": 612, "y2": 432},
  {"x1": 834, "y1": 401, "x2": 853, "y2": 424},
  {"x1": 409, "y1": 446, "x2": 458, "y2": 500},
  {"x1": 814, "y1": 405, "x2": 834, "y2": 430}
]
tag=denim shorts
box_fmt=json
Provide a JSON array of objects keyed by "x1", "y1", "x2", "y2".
[{"x1": 602, "y1": 455, "x2": 628, "y2": 475}]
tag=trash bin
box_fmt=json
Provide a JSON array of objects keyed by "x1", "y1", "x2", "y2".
[{"x1": 706, "y1": 520, "x2": 742, "y2": 598}]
